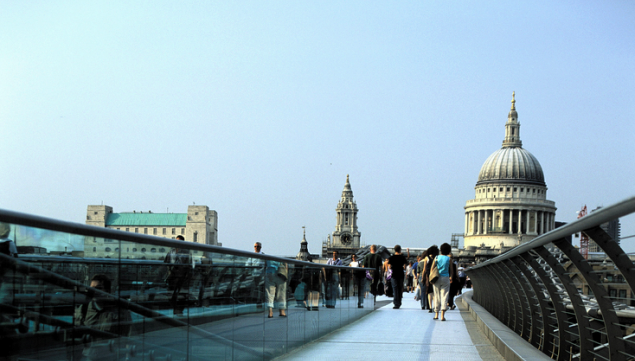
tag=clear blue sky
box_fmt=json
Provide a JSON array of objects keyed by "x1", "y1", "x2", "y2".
[{"x1": 1, "y1": 1, "x2": 634, "y2": 255}]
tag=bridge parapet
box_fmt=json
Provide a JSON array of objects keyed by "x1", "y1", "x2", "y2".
[
  {"x1": 0, "y1": 208, "x2": 373, "y2": 361},
  {"x1": 466, "y1": 195, "x2": 635, "y2": 361}
]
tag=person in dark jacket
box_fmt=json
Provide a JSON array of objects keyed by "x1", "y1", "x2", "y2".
[
  {"x1": 75, "y1": 275, "x2": 132, "y2": 361},
  {"x1": 362, "y1": 245, "x2": 383, "y2": 301},
  {"x1": 164, "y1": 235, "x2": 192, "y2": 315},
  {"x1": 387, "y1": 245, "x2": 410, "y2": 309}
]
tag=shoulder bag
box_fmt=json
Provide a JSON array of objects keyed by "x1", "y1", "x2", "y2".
[{"x1": 429, "y1": 258, "x2": 440, "y2": 285}]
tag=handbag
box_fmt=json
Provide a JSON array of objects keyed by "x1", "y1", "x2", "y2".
[
  {"x1": 366, "y1": 270, "x2": 374, "y2": 280},
  {"x1": 429, "y1": 260, "x2": 440, "y2": 285},
  {"x1": 377, "y1": 280, "x2": 385, "y2": 296}
]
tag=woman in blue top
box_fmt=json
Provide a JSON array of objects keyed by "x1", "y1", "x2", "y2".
[{"x1": 431, "y1": 243, "x2": 452, "y2": 321}]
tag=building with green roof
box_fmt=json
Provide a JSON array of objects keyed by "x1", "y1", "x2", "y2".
[{"x1": 84, "y1": 205, "x2": 219, "y2": 260}]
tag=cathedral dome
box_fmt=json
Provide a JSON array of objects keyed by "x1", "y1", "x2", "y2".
[
  {"x1": 476, "y1": 92, "x2": 545, "y2": 187},
  {"x1": 477, "y1": 147, "x2": 545, "y2": 186}
]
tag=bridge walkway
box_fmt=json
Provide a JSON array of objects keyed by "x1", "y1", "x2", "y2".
[{"x1": 275, "y1": 293, "x2": 505, "y2": 361}]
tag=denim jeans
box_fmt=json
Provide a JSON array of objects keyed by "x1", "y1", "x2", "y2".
[
  {"x1": 391, "y1": 277, "x2": 404, "y2": 307},
  {"x1": 419, "y1": 280, "x2": 428, "y2": 309}
]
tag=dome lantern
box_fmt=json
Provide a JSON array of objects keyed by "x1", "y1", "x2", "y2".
[{"x1": 503, "y1": 91, "x2": 522, "y2": 148}]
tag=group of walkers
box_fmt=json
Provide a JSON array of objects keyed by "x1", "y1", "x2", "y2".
[
  {"x1": 382, "y1": 243, "x2": 468, "y2": 321},
  {"x1": 245, "y1": 241, "x2": 470, "y2": 321}
]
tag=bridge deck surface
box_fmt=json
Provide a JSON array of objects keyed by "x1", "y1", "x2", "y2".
[{"x1": 275, "y1": 293, "x2": 505, "y2": 361}]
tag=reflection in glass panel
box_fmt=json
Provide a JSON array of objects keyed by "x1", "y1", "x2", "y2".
[{"x1": 0, "y1": 221, "x2": 373, "y2": 361}]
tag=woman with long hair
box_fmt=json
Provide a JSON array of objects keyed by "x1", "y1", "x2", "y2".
[
  {"x1": 423, "y1": 245, "x2": 439, "y2": 313},
  {"x1": 416, "y1": 250, "x2": 428, "y2": 310}
]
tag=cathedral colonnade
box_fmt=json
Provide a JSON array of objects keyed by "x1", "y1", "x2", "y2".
[{"x1": 464, "y1": 208, "x2": 556, "y2": 236}]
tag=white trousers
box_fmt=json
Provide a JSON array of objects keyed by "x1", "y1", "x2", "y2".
[
  {"x1": 433, "y1": 276, "x2": 450, "y2": 312},
  {"x1": 265, "y1": 274, "x2": 288, "y2": 309}
]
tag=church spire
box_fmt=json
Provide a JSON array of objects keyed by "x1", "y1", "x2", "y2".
[
  {"x1": 502, "y1": 92, "x2": 522, "y2": 148},
  {"x1": 296, "y1": 226, "x2": 310, "y2": 261},
  {"x1": 341, "y1": 174, "x2": 353, "y2": 200}
]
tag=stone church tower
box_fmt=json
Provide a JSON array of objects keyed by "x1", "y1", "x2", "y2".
[{"x1": 322, "y1": 175, "x2": 361, "y2": 258}]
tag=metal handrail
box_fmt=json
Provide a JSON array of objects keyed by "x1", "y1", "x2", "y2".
[
  {"x1": 0, "y1": 208, "x2": 361, "y2": 269},
  {"x1": 466, "y1": 195, "x2": 635, "y2": 361}
]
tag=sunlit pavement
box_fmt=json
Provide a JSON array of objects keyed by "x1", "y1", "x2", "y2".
[{"x1": 274, "y1": 292, "x2": 505, "y2": 361}]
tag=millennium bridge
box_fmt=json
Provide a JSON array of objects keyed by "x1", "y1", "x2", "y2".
[{"x1": 1, "y1": 195, "x2": 635, "y2": 361}]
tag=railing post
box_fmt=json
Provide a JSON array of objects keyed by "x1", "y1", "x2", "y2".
[
  {"x1": 534, "y1": 244, "x2": 592, "y2": 361},
  {"x1": 520, "y1": 250, "x2": 569, "y2": 361},
  {"x1": 584, "y1": 226, "x2": 635, "y2": 299},
  {"x1": 481, "y1": 265, "x2": 510, "y2": 324},
  {"x1": 502, "y1": 259, "x2": 532, "y2": 340},
  {"x1": 511, "y1": 256, "x2": 550, "y2": 353},
  {"x1": 492, "y1": 262, "x2": 522, "y2": 335},
  {"x1": 552, "y1": 238, "x2": 626, "y2": 361}
]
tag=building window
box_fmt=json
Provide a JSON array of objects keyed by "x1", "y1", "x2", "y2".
[
  {"x1": 163, "y1": 228, "x2": 166, "y2": 235},
  {"x1": 182, "y1": 228, "x2": 185, "y2": 234},
  {"x1": 172, "y1": 228, "x2": 176, "y2": 235},
  {"x1": 141, "y1": 248, "x2": 146, "y2": 253},
  {"x1": 115, "y1": 248, "x2": 119, "y2": 252},
  {"x1": 87, "y1": 216, "x2": 91, "y2": 220},
  {"x1": 135, "y1": 228, "x2": 139, "y2": 233},
  {"x1": 151, "y1": 248, "x2": 156, "y2": 253},
  {"x1": 160, "y1": 248, "x2": 165, "y2": 252},
  {"x1": 533, "y1": 189, "x2": 536, "y2": 193},
  {"x1": 144, "y1": 228, "x2": 148, "y2": 234},
  {"x1": 117, "y1": 228, "x2": 120, "y2": 230},
  {"x1": 105, "y1": 247, "x2": 112, "y2": 252},
  {"x1": 520, "y1": 188, "x2": 524, "y2": 192},
  {"x1": 500, "y1": 188, "x2": 503, "y2": 192},
  {"x1": 487, "y1": 188, "x2": 490, "y2": 192},
  {"x1": 126, "y1": 228, "x2": 129, "y2": 232},
  {"x1": 193, "y1": 232, "x2": 198, "y2": 243},
  {"x1": 507, "y1": 187, "x2": 510, "y2": 192},
  {"x1": 133, "y1": 248, "x2": 137, "y2": 252},
  {"x1": 514, "y1": 188, "x2": 517, "y2": 192},
  {"x1": 153, "y1": 228, "x2": 157, "y2": 235},
  {"x1": 195, "y1": 212, "x2": 199, "y2": 215},
  {"x1": 93, "y1": 247, "x2": 96, "y2": 252},
  {"x1": 619, "y1": 289, "x2": 627, "y2": 299}
]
